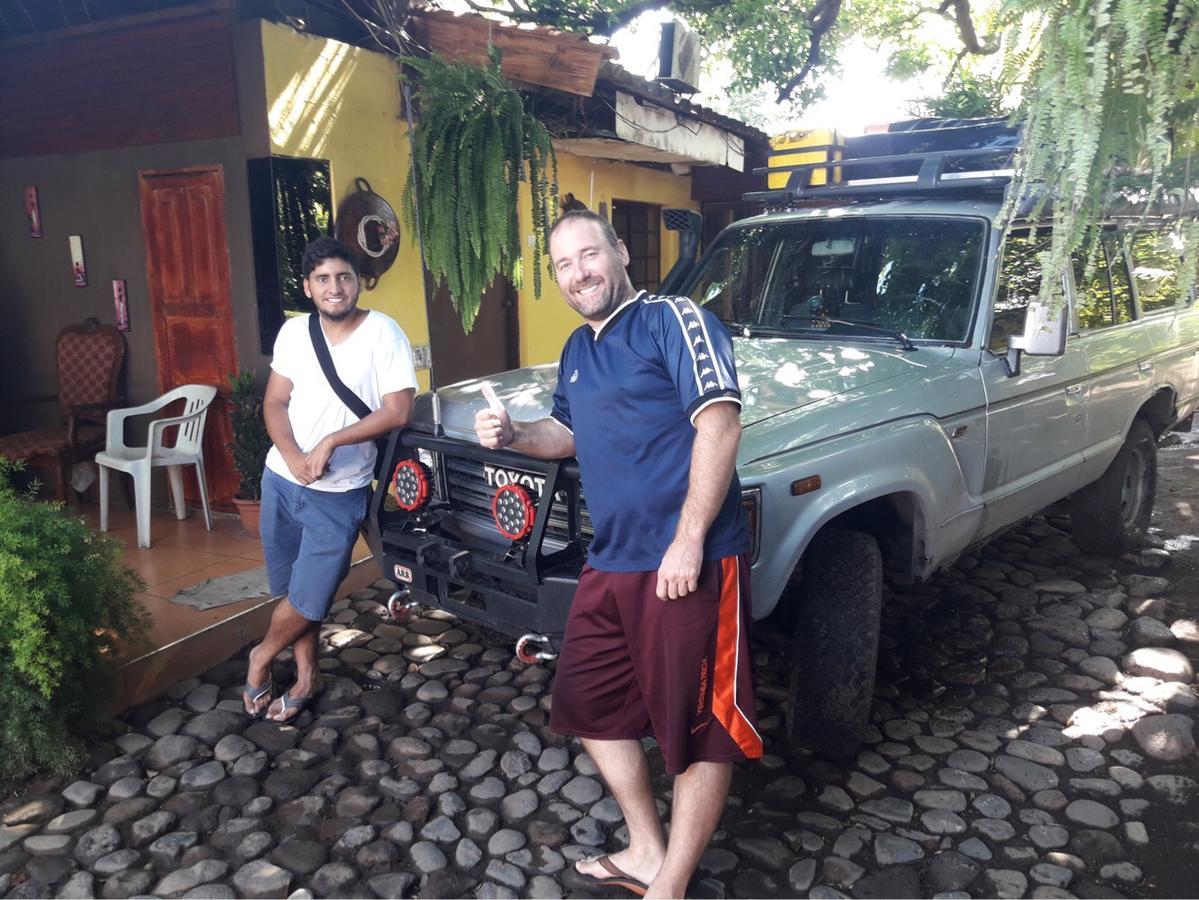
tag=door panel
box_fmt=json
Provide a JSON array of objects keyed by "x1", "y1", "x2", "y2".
[
  {"x1": 1081, "y1": 324, "x2": 1152, "y2": 463},
  {"x1": 979, "y1": 232, "x2": 1088, "y2": 533},
  {"x1": 981, "y1": 346, "x2": 1090, "y2": 533},
  {"x1": 139, "y1": 166, "x2": 239, "y2": 509},
  {"x1": 427, "y1": 275, "x2": 519, "y2": 388},
  {"x1": 1172, "y1": 305, "x2": 1199, "y2": 418},
  {"x1": 1073, "y1": 234, "x2": 1153, "y2": 474}
]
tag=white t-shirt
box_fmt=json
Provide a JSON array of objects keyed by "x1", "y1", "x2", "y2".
[{"x1": 265, "y1": 310, "x2": 418, "y2": 492}]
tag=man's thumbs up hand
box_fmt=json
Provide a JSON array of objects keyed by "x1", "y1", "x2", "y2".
[{"x1": 475, "y1": 383, "x2": 514, "y2": 449}]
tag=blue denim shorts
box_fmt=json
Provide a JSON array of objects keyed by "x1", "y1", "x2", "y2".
[{"x1": 260, "y1": 468, "x2": 370, "y2": 622}]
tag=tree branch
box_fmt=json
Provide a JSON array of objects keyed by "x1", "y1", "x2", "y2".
[
  {"x1": 776, "y1": 0, "x2": 842, "y2": 103},
  {"x1": 337, "y1": 0, "x2": 415, "y2": 56},
  {"x1": 942, "y1": 46, "x2": 969, "y2": 87},
  {"x1": 481, "y1": 0, "x2": 673, "y2": 35},
  {"x1": 461, "y1": 0, "x2": 502, "y2": 17},
  {"x1": 944, "y1": 0, "x2": 998, "y2": 55}
]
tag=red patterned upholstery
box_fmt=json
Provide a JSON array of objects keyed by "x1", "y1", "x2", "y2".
[
  {"x1": 0, "y1": 428, "x2": 69, "y2": 459},
  {"x1": 0, "y1": 319, "x2": 124, "y2": 501},
  {"x1": 57, "y1": 329, "x2": 124, "y2": 414}
]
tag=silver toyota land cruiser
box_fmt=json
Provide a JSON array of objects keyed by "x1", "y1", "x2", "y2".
[{"x1": 368, "y1": 119, "x2": 1199, "y2": 756}]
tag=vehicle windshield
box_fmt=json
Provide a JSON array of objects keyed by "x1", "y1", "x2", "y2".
[{"x1": 686, "y1": 216, "x2": 986, "y2": 343}]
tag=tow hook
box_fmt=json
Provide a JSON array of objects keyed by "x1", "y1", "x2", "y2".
[
  {"x1": 386, "y1": 590, "x2": 421, "y2": 623},
  {"x1": 515, "y1": 633, "x2": 557, "y2": 664}
]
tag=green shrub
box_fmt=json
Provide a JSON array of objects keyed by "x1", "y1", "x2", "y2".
[{"x1": 0, "y1": 460, "x2": 147, "y2": 778}]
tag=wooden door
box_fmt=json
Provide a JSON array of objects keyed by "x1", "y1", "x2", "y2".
[
  {"x1": 138, "y1": 165, "x2": 239, "y2": 510},
  {"x1": 427, "y1": 275, "x2": 519, "y2": 388}
]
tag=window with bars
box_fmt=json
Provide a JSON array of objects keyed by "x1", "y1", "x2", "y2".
[{"x1": 612, "y1": 200, "x2": 661, "y2": 292}]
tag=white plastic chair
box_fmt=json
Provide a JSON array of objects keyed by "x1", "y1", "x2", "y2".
[{"x1": 96, "y1": 384, "x2": 218, "y2": 548}]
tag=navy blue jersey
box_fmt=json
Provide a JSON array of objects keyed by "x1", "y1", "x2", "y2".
[{"x1": 550, "y1": 291, "x2": 749, "y2": 572}]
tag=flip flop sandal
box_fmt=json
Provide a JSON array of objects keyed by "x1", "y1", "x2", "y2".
[
  {"x1": 572, "y1": 856, "x2": 649, "y2": 897},
  {"x1": 242, "y1": 676, "x2": 273, "y2": 720},
  {"x1": 267, "y1": 689, "x2": 315, "y2": 724}
]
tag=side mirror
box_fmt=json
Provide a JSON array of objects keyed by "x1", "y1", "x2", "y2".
[{"x1": 1005, "y1": 300, "x2": 1069, "y2": 376}]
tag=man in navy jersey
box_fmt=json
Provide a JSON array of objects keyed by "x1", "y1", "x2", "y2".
[{"x1": 475, "y1": 210, "x2": 761, "y2": 898}]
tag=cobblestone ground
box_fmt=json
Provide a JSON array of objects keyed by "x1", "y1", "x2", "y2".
[{"x1": 1, "y1": 513, "x2": 1197, "y2": 898}]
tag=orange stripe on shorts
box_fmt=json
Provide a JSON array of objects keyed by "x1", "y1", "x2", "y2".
[{"x1": 711, "y1": 556, "x2": 763, "y2": 760}]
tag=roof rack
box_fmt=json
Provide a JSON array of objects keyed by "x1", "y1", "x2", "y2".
[
  {"x1": 745, "y1": 146, "x2": 1015, "y2": 205},
  {"x1": 745, "y1": 119, "x2": 1021, "y2": 205}
]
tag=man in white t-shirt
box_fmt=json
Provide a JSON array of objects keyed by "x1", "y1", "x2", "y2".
[{"x1": 243, "y1": 237, "x2": 417, "y2": 723}]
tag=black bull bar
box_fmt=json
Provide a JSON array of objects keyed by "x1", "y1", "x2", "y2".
[{"x1": 365, "y1": 428, "x2": 586, "y2": 649}]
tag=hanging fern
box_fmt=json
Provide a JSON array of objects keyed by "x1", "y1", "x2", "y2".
[
  {"x1": 999, "y1": 0, "x2": 1199, "y2": 304},
  {"x1": 401, "y1": 47, "x2": 558, "y2": 333}
]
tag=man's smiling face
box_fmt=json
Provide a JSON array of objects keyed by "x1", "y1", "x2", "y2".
[
  {"x1": 549, "y1": 217, "x2": 635, "y2": 325},
  {"x1": 304, "y1": 257, "x2": 361, "y2": 322}
]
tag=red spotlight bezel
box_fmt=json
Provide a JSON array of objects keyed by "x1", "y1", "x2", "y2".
[
  {"x1": 491, "y1": 483, "x2": 535, "y2": 540},
  {"x1": 392, "y1": 459, "x2": 431, "y2": 512}
]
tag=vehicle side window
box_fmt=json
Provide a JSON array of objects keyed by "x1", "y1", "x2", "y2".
[
  {"x1": 1106, "y1": 235, "x2": 1135, "y2": 323},
  {"x1": 1072, "y1": 234, "x2": 1134, "y2": 331},
  {"x1": 989, "y1": 233, "x2": 1048, "y2": 353},
  {"x1": 1072, "y1": 247, "x2": 1115, "y2": 331},
  {"x1": 1129, "y1": 230, "x2": 1183, "y2": 314}
]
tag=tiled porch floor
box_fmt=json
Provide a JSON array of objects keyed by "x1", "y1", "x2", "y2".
[{"x1": 72, "y1": 500, "x2": 376, "y2": 709}]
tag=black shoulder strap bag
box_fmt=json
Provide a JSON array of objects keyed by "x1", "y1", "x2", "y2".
[{"x1": 308, "y1": 313, "x2": 389, "y2": 480}]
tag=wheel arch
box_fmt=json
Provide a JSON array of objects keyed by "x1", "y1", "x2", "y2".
[
  {"x1": 820, "y1": 492, "x2": 925, "y2": 572},
  {"x1": 770, "y1": 488, "x2": 928, "y2": 622},
  {"x1": 745, "y1": 416, "x2": 978, "y2": 621},
  {"x1": 1136, "y1": 386, "x2": 1178, "y2": 438}
]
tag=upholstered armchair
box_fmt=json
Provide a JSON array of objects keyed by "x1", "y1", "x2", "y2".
[{"x1": 0, "y1": 318, "x2": 125, "y2": 501}]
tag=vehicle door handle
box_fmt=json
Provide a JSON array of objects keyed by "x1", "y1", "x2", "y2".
[
  {"x1": 1064, "y1": 385, "x2": 1083, "y2": 396},
  {"x1": 1139, "y1": 362, "x2": 1153, "y2": 373}
]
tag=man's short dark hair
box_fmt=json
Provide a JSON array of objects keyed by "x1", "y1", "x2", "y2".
[
  {"x1": 302, "y1": 236, "x2": 359, "y2": 278},
  {"x1": 549, "y1": 209, "x2": 621, "y2": 249}
]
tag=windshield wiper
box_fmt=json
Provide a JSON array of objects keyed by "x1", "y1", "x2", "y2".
[{"x1": 781, "y1": 315, "x2": 918, "y2": 351}]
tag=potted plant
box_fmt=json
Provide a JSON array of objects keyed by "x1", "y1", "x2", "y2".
[
  {"x1": 402, "y1": 47, "x2": 557, "y2": 333},
  {"x1": 227, "y1": 369, "x2": 270, "y2": 535}
]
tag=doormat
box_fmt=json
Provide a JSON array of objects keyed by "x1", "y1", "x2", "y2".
[{"x1": 171, "y1": 567, "x2": 273, "y2": 611}]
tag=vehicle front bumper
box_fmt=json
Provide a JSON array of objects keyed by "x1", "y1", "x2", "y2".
[{"x1": 366, "y1": 429, "x2": 586, "y2": 649}]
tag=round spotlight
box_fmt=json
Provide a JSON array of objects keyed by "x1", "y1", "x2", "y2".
[
  {"x1": 392, "y1": 459, "x2": 431, "y2": 511},
  {"x1": 491, "y1": 483, "x2": 535, "y2": 540}
]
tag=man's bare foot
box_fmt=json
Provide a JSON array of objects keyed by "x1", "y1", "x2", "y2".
[
  {"x1": 242, "y1": 646, "x2": 272, "y2": 717},
  {"x1": 576, "y1": 846, "x2": 663, "y2": 892},
  {"x1": 265, "y1": 673, "x2": 319, "y2": 723}
]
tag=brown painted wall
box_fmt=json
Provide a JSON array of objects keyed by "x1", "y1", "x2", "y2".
[
  {"x1": 0, "y1": 22, "x2": 270, "y2": 432},
  {"x1": 0, "y1": 12, "x2": 241, "y2": 159}
]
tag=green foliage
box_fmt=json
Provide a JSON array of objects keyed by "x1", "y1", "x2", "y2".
[
  {"x1": 484, "y1": 0, "x2": 1198, "y2": 303},
  {"x1": 401, "y1": 48, "x2": 558, "y2": 333},
  {"x1": 0, "y1": 460, "x2": 147, "y2": 778},
  {"x1": 913, "y1": 73, "x2": 1010, "y2": 118},
  {"x1": 227, "y1": 370, "x2": 270, "y2": 501},
  {"x1": 999, "y1": 0, "x2": 1199, "y2": 306},
  {"x1": 514, "y1": 0, "x2": 856, "y2": 105},
  {"x1": 887, "y1": 45, "x2": 933, "y2": 82}
]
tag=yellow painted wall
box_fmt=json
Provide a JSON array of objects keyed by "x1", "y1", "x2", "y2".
[
  {"x1": 259, "y1": 21, "x2": 431, "y2": 390},
  {"x1": 515, "y1": 152, "x2": 697, "y2": 367},
  {"x1": 261, "y1": 21, "x2": 698, "y2": 377}
]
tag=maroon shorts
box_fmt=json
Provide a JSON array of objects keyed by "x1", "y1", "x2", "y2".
[{"x1": 549, "y1": 554, "x2": 763, "y2": 775}]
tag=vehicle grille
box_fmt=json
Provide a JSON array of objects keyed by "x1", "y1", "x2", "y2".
[{"x1": 442, "y1": 455, "x2": 593, "y2": 546}]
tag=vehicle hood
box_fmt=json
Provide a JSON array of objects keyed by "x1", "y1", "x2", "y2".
[
  {"x1": 732, "y1": 338, "x2": 934, "y2": 427},
  {"x1": 416, "y1": 339, "x2": 941, "y2": 441}
]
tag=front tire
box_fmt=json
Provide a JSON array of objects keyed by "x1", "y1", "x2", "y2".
[
  {"x1": 1069, "y1": 417, "x2": 1156, "y2": 555},
  {"x1": 785, "y1": 528, "x2": 883, "y2": 757}
]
